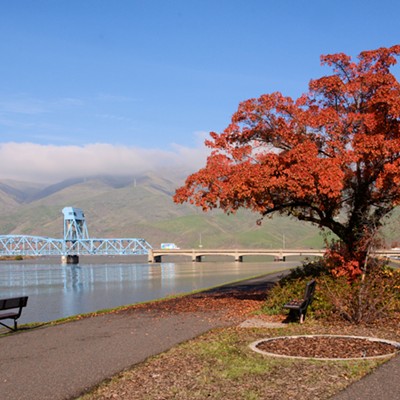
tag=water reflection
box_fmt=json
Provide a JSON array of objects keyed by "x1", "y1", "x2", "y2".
[{"x1": 0, "y1": 261, "x2": 295, "y2": 324}]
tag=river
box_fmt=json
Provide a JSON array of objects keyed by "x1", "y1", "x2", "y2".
[{"x1": 0, "y1": 259, "x2": 298, "y2": 324}]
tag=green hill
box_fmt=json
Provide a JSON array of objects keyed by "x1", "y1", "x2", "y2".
[{"x1": 1, "y1": 172, "x2": 398, "y2": 249}]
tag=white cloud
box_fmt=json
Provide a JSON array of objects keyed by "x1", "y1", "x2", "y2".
[{"x1": 0, "y1": 141, "x2": 210, "y2": 183}]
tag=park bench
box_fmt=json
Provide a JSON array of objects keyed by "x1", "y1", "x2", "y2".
[
  {"x1": 0, "y1": 296, "x2": 29, "y2": 331},
  {"x1": 283, "y1": 279, "x2": 316, "y2": 323}
]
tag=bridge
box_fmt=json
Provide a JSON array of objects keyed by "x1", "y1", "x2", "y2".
[
  {"x1": 148, "y1": 248, "x2": 325, "y2": 263},
  {"x1": 147, "y1": 248, "x2": 400, "y2": 263},
  {"x1": 2, "y1": 207, "x2": 400, "y2": 265},
  {"x1": 0, "y1": 207, "x2": 152, "y2": 264}
]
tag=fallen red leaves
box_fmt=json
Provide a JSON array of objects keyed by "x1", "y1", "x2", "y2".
[{"x1": 120, "y1": 289, "x2": 269, "y2": 321}]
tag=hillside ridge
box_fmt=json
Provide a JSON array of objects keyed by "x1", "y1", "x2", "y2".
[{"x1": 3, "y1": 173, "x2": 397, "y2": 249}]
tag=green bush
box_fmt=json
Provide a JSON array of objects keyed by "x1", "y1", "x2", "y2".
[{"x1": 280, "y1": 259, "x2": 329, "y2": 283}]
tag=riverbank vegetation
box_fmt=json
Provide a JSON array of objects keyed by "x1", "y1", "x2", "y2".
[{"x1": 0, "y1": 255, "x2": 24, "y2": 261}]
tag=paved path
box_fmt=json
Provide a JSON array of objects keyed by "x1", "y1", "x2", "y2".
[{"x1": 1, "y1": 307, "x2": 231, "y2": 400}]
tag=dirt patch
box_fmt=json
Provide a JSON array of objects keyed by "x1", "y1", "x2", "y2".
[{"x1": 255, "y1": 335, "x2": 400, "y2": 359}]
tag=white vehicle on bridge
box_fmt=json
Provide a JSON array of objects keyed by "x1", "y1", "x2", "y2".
[{"x1": 160, "y1": 243, "x2": 180, "y2": 249}]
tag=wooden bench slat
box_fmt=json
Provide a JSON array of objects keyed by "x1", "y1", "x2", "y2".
[
  {"x1": 0, "y1": 312, "x2": 20, "y2": 319},
  {"x1": 284, "y1": 300, "x2": 305, "y2": 308}
]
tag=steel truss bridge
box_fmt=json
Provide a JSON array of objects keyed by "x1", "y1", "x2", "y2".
[
  {"x1": 0, "y1": 235, "x2": 152, "y2": 257},
  {"x1": 0, "y1": 207, "x2": 152, "y2": 262}
]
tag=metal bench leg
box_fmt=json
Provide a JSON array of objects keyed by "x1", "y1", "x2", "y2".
[
  {"x1": 299, "y1": 313, "x2": 304, "y2": 324},
  {"x1": 0, "y1": 321, "x2": 13, "y2": 331}
]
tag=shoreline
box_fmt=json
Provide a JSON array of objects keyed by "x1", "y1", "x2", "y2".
[
  {"x1": 2, "y1": 260, "x2": 296, "y2": 325},
  {"x1": 10, "y1": 271, "x2": 286, "y2": 331}
]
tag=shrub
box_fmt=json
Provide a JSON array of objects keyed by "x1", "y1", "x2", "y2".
[
  {"x1": 263, "y1": 260, "x2": 400, "y2": 324},
  {"x1": 317, "y1": 265, "x2": 400, "y2": 323},
  {"x1": 280, "y1": 258, "x2": 329, "y2": 282}
]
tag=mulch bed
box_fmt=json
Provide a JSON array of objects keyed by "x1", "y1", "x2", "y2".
[{"x1": 256, "y1": 336, "x2": 400, "y2": 358}]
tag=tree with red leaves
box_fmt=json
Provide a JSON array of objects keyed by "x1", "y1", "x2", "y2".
[{"x1": 174, "y1": 45, "x2": 400, "y2": 279}]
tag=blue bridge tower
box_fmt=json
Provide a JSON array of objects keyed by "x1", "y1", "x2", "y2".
[{"x1": 63, "y1": 207, "x2": 89, "y2": 241}]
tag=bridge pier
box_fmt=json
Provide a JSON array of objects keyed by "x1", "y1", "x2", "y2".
[
  {"x1": 147, "y1": 251, "x2": 161, "y2": 263},
  {"x1": 235, "y1": 255, "x2": 243, "y2": 262},
  {"x1": 61, "y1": 255, "x2": 79, "y2": 264}
]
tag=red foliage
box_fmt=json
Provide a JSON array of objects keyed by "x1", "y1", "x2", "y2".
[
  {"x1": 324, "y1": 246, "x2": 362, "y2": 281},
  {"x1": 174, "y1": 45, "x2": 400, "y2": 279}
]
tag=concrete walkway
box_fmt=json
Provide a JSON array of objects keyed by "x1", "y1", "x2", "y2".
[
  {"x1": 1, "y1": 307, "x2": 232, "y2": 400},
  {"x1": 1, "y1": 272, "x2": 399, "y2": 400}
]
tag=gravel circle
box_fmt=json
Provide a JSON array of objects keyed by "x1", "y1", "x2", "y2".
[{"x1": 251, "y1": 335, "x2": 400, "y2": 360}]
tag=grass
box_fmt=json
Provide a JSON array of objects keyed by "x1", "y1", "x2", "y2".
[
  {"x1": 192, "y1": 329, "x2": 274, "y2": 379},
  {"x1": 78, "y1": 326, "x2": 387, "y2": 400}
]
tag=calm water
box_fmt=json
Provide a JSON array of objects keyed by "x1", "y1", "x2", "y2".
[{"x1": 0, "y1": 261, "x2": 296, "y2": 324}]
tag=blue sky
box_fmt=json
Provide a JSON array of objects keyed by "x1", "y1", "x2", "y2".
[{"x1": 0, "y1": 0, "x2": 399, "y2": 182}]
